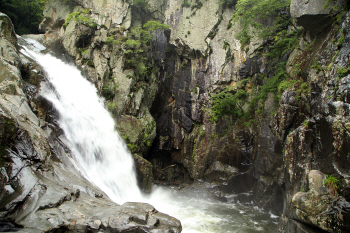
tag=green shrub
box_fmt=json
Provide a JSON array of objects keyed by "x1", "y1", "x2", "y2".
[
  {"x1": 324, "y1": 175, "x2": 340, "y2": 197},
  {"x1": 210, "y1": 88, "x2": 247, "y2": 122},
  {"x1": 102, "y1": 83, "x2": 118, "y2": 101},
  {"x1": 63, "y1": 8, "x2": 97, "y2": 29}
]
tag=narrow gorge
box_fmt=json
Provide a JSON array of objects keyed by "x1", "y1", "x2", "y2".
[{"x1": 0, "y1": 0, "x2": 350, "y2": 232}]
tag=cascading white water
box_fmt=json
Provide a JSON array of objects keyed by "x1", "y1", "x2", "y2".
[
  {"x1": 21, "y1": 39, "x2": 143, "y2": 204},
  {"x1": 21, "y1": 38, "x2": 279, "y2": 233}
]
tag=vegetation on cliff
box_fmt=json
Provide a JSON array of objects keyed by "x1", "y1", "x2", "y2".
[{"x1": 211, "y1": 0, "x2": 294, "y2": 124}]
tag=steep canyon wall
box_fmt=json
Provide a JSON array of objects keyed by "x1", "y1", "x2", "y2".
[{"x1": 1, "y1": 0, "x2": 350, "y2": 232}]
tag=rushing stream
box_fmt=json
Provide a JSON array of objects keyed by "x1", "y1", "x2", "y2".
[{"x1": 21, "y1": 38, "x2": 279, "y2": 233}]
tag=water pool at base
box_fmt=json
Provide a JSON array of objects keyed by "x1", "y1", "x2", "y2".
[{"x1": 148, "y1": 187, "x2": 279, "y2": 233}]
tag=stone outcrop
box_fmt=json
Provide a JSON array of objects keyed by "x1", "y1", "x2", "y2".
[
  {"x1": 290, "y1": 0, "x2": 346, "y2": 35},
  {"x1": 0, "y1": 12, "x2": 181, "y2": 232}
]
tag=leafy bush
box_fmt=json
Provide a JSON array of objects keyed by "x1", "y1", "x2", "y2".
[{"x1": 210, "y1": 88, "x2": 247, "y2": 122}]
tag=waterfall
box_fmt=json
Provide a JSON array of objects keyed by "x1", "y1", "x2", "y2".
[
  {"x1": 21, "y1": 39, "x2": 143, "y2": 204},
  {"x1": 20, "y1": 38, "x2": 280, "y2": 233}
]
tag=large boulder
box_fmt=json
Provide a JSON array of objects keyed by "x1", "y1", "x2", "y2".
[{"x1": 291, "y1": 170, "x2": 350, "y2": 232}]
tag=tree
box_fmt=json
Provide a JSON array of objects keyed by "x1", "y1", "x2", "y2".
[{"x1": 0, "y1": 0, "x2": 47, "y2": 35}]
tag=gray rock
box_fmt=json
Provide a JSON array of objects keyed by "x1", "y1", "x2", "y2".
[
  {"x1": 133, "y1": 154, "x2": 155, "y2": 193},
  {"x1": 290, "y1": 0, "x2": 346, "y2": 34}
]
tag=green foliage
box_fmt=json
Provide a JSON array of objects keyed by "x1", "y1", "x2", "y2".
[
  {"x1": 121, "y1": 21, "x2": 169, "y2": 78},
  {"x1": 191, "y1": 1, "x2": 203, "y2": 10},
  {"x1": 324, "y1": 175, "x2": 340, "y2": 197},
  {"x1": 323, "y1": 0, "x2": 336, "y2": 9},
  {"x1": 127, "y1": 143, "x2": 136, "y2": 151},
  {"x1": 0, "y1": 0, "x2": 48, "y2": 34},
  {"x1": 266, "y1": 30, "x2": 298, "y2": 58},
  {"x1": 143, "y1": 133, "x2": 151, "y2": 147},
  {"x1": 107, "y1": 102, "x2": 118, "y2": 115},
  {"x1": 251, "y1": 62, "x2": 287, "y2": 107},
  {"x1": 63, "y1": 8, "x2": 97, "y2": 29},
  {"x1": 337, "y1": 30, "x2": 345, "y2": 48},
  {"x1": 210, "y1": 88, "x2": 247, "y2": 122},
  {"x1": 337, "y1": 66, "x2": 349, "y2": 78},
  {"x1": 143, "y1": 21, "x2": 171, "y2": 32},
  {"x1": 77, "y1": 47, "x2": 89, "y2": 55},
  {"x1": 133, "y1": 0, "x2": 150, "y2": 11},
  {"x1": 182, "y1": 0, "x2": 191, "y2": 8},
  {"x1": 227, "y1": 21, "x2": 233, "y2": 30},
  {"x1": 102, "y1": 83, "x2": 119, "y2": 101},
  {"x1": 81, "y1": 59, "x2": 95, "y2": 68},
  {"x1": 232, "y1": 0, "x2": 290, "y2": 49},
  {"x1": 192, "y1": 138, "x2": 197, "y2": 160},
  {"x1": 105, "y1": 36, "x2": 122, "y2": 46}
]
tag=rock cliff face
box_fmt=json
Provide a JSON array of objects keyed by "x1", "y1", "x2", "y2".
[
  {"x1": 1, "y1": 0, "x2": 350, "y2": 232},
  {"x1": 0, "y1": 12, "x2": 181, "y2": 233}
]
